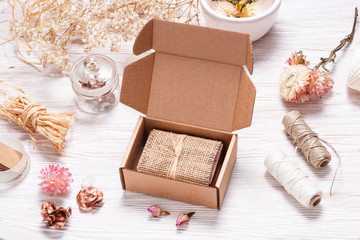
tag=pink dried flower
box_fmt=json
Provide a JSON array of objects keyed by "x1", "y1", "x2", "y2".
[
  {"x1": 286, "y1": 51, "x2": 310, "y2": 66},
  {"x1": 176, "y1": 212, "x2": 195, "y2": 227},
  {"x1": 308, "y1": 68, "x2": 334, "y2": 98},
  {"x1": 279, "y1": 65, "x2": 311, "y2": 103},
  {"x1": 147, "y1": 205, "x2": 170, "y2": 217},
  {"x1": 39, "y1": 165, "x2": 73, "y2": 196}
]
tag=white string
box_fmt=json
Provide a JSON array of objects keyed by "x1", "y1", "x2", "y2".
[{"x1": 264, "y1": 151, "x2": 322, "y2": 208}]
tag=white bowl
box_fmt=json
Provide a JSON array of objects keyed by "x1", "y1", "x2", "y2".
[{"x1": 200, "y1": 0, "x2": 282, "y2": 41}]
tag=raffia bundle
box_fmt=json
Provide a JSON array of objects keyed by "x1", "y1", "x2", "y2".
[
  {"x1": 137, "y1": 129, "x2": 223, "y2": 186},
  {"x1": 0, "y1": 80, "x2": 73, "y2": 153}
]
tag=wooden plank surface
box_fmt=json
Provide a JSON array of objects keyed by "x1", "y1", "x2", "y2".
[{"x1": 0, "y1": 0, "x2": 360, "y2": 239}]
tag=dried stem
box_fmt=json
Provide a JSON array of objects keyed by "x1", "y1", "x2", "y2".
[{"x1": 315, "y1": 7, "x2": 358, "y2": 71}]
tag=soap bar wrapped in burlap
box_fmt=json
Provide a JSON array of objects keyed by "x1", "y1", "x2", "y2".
[{"x1": 137, "y1": 129, "x2": 223, "y2": 186}]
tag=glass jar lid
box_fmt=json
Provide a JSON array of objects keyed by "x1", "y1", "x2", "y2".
[{"x1": 70, "y1": 54, "x2": 118, "y2": 97}]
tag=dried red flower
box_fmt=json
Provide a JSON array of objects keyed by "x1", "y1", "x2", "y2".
[
  {"x1": 41, "y1": 201, "x2": 71, "y2": 229},
  {"x1": 76, "y1": 187, "x2": 104, "y2": 211}
]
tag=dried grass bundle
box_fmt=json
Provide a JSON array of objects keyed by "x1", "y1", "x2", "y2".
[
  {"x1": 0, "y1": 80, "x2": 73, "y2": 153},
  {"x1": 3, "y1": 0, "x2": 199, "y2": 71}
]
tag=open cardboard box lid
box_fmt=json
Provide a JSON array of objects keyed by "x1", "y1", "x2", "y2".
[{"x1": 121, "y1": 19, "x2": 256, "y2": 132}]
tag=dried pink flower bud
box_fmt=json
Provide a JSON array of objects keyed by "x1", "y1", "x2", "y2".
[
  {"x1": 176, "y1": 212, "x2": 195, "y2": 226},
  {"x1": 147, "y1": 205, "x2": 170, "y2": 217}
]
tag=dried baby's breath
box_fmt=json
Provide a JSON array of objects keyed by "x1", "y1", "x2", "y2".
[{"x1": 3, "y1": 0, "x2": 200, "y2": 71}]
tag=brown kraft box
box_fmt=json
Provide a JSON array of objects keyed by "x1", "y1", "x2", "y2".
[{"x1": 119, "y1": 19, "x2": 256, "y2": 209}]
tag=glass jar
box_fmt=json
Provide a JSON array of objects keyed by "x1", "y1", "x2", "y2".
[{"x1": 70, "y1": 54, "x2": 120, "y2": 113}]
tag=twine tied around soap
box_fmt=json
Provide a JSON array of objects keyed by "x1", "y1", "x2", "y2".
[
  {"x1": 282, "y1": 110, "x2": 341, "y2": 196},
  {"x1": 159, "y1": 133, "x2": 187, "y2": 180}
]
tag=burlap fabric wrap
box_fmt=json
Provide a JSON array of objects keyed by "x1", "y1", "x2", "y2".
[
  {"x1": 137, "y1": 129, "x2": 223, "y2": 186},
  {"x1": 282, "y1": 110, "x2": 331, "y2": 168}
]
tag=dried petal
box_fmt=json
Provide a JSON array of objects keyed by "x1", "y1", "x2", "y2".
[
  {"x1": 76, "y1": 187, "x2": 104, "y2": 211},
  {"x1": 176, "y1": 212, "x2": 195, "y2": 226},
  {"x1": 279, "y1": 65, "x2": 311, "y2": 103},
  {"x1": 41, "y1": 201, "x2": 71, "y2": 229},
  {"x1": 147, "y1": 205, "x2": 170, "y2": 217},
  {"x1": 307, "y1": 68, "x2": 334, "y2": 98},
  {"x1": 216, "y1": 1, "x2": 238, "y2": 17},
  {"x1": 286, "y1": 51, "x2": 310, "y2": 66}
]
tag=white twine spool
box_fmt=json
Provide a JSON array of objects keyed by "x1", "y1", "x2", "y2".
[
  {"x1": 264, "y1": 151, "x2": 322, "y2": 208},
  {"x1": 347, "y1": 47, "x2": 360, "y2": 91}
]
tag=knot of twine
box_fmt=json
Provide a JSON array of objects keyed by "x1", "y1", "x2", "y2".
[
  {"x1": 21, "y1": 102, "x2": 46, "y2": 131},
  {"x1": 160, "y1": 133, "x2": 186, "y2": 180},
  {"x1": 282, "y1": 110, "x2": 341, "y2": 196}
]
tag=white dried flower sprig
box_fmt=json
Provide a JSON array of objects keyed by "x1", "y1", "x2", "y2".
[{"x1": 4, "y1": 0, "x2": 200, "y2": 71}]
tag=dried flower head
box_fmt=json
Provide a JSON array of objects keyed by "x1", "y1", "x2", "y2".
[
  {"x1": 216, "y1": 1, "x2": 238, "y2": 17},
  {"x1": 39, "y1": 165, "x2": 73, "y2": 196},
  {"x1": 76, "y1": 187, "x2": 104, "y2": 211},
  {"x1": 236, "y1": 0, "x2": 255, "y2": 18},
  {"x1": 280, "y1": 50, "x2": 336, "y2": 103},
  {"x1": 279, "y1": 65, "x2": 311, "y2": 103},
  {"x1": 279, "y1": 8, "x2": 358, "y2": 103},
  {"x1": 41, "y1": 201, "x2": 72, "y2": 229},
  {"x1": 147, "y1": 205, "x2": 170, "y2": 217},
  {"x1": 5, "y1": 0, "x2": 200, "y2": 71},
  {"x1": 215, "y1": 0, "x2": 254, "y2": 18},
  {"x1": 176, "y1": 212, "x2": 195, "y2": 227},
  {"x1": 308, "y1": 68, "x2": 334, "y2": 97},
  {"x1": 286, "y1": 51, "x2": 310, "y2": 66}
]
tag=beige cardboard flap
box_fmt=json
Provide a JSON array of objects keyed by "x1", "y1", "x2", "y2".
[
  {"x1": 133, "y1": 19, "x2": 253, "y2": 73},
  {"x1": 232, "y1": 68, "x2": 256, "y2": 130},
  {"x1": 123, "y1": 169, "x2": 218, "y2": 208},
  {"x1": 133, "y1": 20, "x2": 153, "y2": 55},
  {"x1": 120, "y1": 53, "x2": 155, "y2": 114},
  {"x1": 147, "y1": 53, "x2": 245, "y2": 132},
  {"x1": 123, "y1": 20, "x2": 256, "y2": 132}
]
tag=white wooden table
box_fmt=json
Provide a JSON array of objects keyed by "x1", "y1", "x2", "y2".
[{"x1": 1, "y1": 0, "x2": 360, "y2": 239}]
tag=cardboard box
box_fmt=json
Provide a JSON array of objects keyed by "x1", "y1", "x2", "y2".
[{"x1": 119, "y1": 19, "x2": 256, "y2": 209}]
